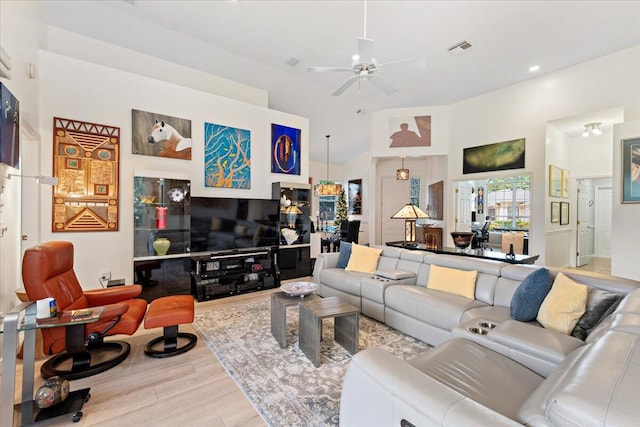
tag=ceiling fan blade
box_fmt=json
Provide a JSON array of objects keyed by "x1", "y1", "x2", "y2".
[
  {"x1": 307, "y1": 66, "x2": 354, "y2": 73},
  {"x1": 357, "y1": 37, "x2": 375, "y2": 64},
  {"x1": 332, "y1": 76, "x2": 359, "y2": 96},
  {"x1": 370, "y1": 75, "x2": 397, "y2": 96},
  {"x1": 379, "y1": 56, "x2": 427, "y2": 69}
]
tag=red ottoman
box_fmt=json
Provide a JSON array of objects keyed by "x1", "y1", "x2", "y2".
[{"x1": 144, "y1": 295, "x2": 197, "y2": 358}]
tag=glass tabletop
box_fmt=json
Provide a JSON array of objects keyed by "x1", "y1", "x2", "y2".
[{"x1": 1, "y1": 303, "x2": 105, "y2": 333}]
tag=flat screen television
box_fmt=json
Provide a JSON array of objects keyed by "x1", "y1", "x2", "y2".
[{"x1": 190, "y1": 197, "x2": 280, "y2": 254}]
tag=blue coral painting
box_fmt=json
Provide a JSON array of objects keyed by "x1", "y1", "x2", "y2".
[
  {"x1": 271, "y1": 123, "x2": 301, "y2": 175},
  {"x1": 204, "y1": 122, "x2": 251, "y2": 188}
]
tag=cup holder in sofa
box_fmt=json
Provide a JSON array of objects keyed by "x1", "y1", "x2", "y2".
[
  {"x1": 479, "y1": 321, "x2": 497, "y2": 329},
  {"x1": 468, "y1": 327, "x2": 489, "y2": 335}
]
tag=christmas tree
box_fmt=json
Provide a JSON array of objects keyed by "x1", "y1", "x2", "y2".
[{"x1": 335, "y1": 189, "x2": 348, "y2": 230}]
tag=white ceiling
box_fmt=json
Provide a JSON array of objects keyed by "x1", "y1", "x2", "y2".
[{"x1": 38, "y1": 0, "x2": 640, "y2": 163}]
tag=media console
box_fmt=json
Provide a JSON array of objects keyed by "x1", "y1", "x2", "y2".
[{"x1": 191, "y1": 247, "x2": 280, "y2": 301}]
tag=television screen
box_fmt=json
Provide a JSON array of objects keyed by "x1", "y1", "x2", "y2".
[{"x1": 190, "y1": 197, "x2": 279, "y2": 253}]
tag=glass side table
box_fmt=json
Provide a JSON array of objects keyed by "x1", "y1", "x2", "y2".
[{"x1": 1, "y1": 302, "x2": 104, "y2": 427}]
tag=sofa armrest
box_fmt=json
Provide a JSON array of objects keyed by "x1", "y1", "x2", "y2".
[
  {"x1": 340, "y1": 348, "x2": 522, "y2": 427},
  {"x1": 489, "y1": 319, "x2": 584, "y2": 365},
  {"x1": 312, "y1": 252, "x2": 340, "y2": 281}
]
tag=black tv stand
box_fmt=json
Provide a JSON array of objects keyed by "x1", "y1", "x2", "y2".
[{"x1": 191, "y1": 247, "x2": 280, "y2": 301}]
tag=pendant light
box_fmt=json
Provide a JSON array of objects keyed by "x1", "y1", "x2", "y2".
[
  {"x1": 313, "y1": 135, "x2": 343, "y2": 196},
  {"x1": 396, "y1": 157, "x2": 409, "y2": 180}
]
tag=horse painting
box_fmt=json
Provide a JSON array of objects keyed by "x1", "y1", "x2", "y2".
[{"x1": 147, "y1": 119, "x2": 192, "y2": 160}]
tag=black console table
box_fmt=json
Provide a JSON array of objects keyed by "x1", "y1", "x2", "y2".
[{"x1": 386, "y1": 241, "x2": 539, "y2": 265}]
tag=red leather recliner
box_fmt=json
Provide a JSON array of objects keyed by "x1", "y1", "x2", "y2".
[{"x1": 22, "y1": 241, "x2": 148, "y2": 380}]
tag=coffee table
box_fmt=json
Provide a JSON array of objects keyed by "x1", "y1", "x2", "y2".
[
  {"x1": 299, "y1": 296, "x2": 360, "y2": 367},
  {"x1": 270, "y1": 291, "x2": 320, "y2": 349}
]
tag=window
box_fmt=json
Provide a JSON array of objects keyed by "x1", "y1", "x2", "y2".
[{"x1": 486, "y1": 175, "x2": 530, "y2": 230}]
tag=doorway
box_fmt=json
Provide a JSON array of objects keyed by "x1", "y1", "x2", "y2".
[{"x1": 576, "y1": 177, "x2": 612, "y2": 273}]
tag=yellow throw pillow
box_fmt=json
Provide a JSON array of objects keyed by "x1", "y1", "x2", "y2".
[
  {"x1": 345, "y1": 244, "x2": 382, "y2": 274},
  {"x1": 537, "y1": 273, "x2": 588, "y2": 334},
  {"x1": 426, "y1": 264, "x2": 478, "y2": 299}
]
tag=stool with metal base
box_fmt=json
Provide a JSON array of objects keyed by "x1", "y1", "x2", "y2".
[{"x1": 144, "y1": 295, "x2": 197, "y2": 358}]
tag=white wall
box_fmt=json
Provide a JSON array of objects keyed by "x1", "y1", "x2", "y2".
[
  {"x1": 443, "y1": 46, "x2": 640, "y2": 271},
  {"x1": 38, "y1": 51, "x2": 309, "y2": 289},
  {"x1": 0, "y1": 0, "x2": 42, "y2": 316},
  {"x1": 612, "y1": 120, "x2": 640, "y2": 280}
]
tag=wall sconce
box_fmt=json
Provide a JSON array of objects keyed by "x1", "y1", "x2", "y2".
[
  {"x1": 391, "y1": 203, "x2": 429, "y2": 245},
  {"x1": 396, "y1": 157, "x2": 409, "y2": 180},
  {"x1": 582, "y1": 122, "x2": 602, "y2": 137},
  {"x1": 6, "y1": 174, "x2": 58, "y2": 185}
]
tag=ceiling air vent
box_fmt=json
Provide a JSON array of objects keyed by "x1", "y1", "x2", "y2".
[
  {"x1": 285, "y1": 57, "x2": 302, "y2": 67},
  {"x1": 448, "y1": 40, "x2": 473, "y2": 55}
]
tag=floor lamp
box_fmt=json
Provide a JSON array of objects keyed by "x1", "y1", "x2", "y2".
[{"x1": 391, "y1": 203, "x2": 429, "y2": 246}]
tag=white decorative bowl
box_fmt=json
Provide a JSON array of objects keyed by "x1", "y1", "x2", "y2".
[{"x1": 280, "y1": 281, "x2": 319, "y2": 297}]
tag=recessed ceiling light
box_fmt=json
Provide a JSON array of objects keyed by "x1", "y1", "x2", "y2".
[{"x1": 529, "y1": 65, "x2": 540, "y2": 72}]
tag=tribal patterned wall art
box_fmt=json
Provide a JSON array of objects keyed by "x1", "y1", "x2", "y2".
[
  {"x1": 271, "y1": 123, "x2": 301, "y2": 175},
  {"x1": 52, "y1": 117, "x2": 120, "y2": 231},
  {"x1": 204, "y1": 122, "x2": 251, "y2": 188}
]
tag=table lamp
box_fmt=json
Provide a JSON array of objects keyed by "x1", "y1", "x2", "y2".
[
  {"x1": 391, "y1": 203, "x2": 429, "y2": 245},
  {"x1": 284, "y1": 205, "x2": 303, "y2": 228}
]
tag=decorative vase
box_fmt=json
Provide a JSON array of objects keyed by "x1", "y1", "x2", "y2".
[
  {"x1": 35, "y1": 376, "x2": 70, "y2": 409},
  {"x1": 153, "y1": 237, "x2": 171, "y2": 256}
]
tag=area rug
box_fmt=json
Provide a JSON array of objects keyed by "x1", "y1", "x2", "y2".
[{"x1": 193, "y1": 295, "x2": 430, "y2": 427}]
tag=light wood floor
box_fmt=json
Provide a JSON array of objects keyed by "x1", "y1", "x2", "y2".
[
  {"x1": 2, "y1": 287, "x2": 297, "y2": 427},
  {"x1": 563, "y1": 257, "x2": 612, "y2": 277}
]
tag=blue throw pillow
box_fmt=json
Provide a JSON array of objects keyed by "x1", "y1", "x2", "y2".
[
  {"x1": 336, "y1": 241, "x2": 352, "y2": 269},
  {"x1": 510, "y1": 268, "x2": 553, "y2": 321}
]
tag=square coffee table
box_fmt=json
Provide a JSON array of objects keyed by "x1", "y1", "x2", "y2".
[
  {"x1": 270, "y1": 291, "x2": 320, "y2": 349},
  {"x1": 299, "y1": 296, "x2": 360, "y2": 367}
]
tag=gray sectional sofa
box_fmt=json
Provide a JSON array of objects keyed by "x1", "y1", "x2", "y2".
[{"x1": 312, "y1": 246, "x2": 640, "y2": 426}]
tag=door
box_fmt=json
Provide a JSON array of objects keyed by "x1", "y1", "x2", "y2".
[
  {"x1": 576, "y1": 179, "x2": 595, "y2": 267},
  {"x1": 381, "y1": 177, "x2": 410, "y2": 244},
  {"x1": 595, "y1": 185, "x2": 613, "y2": 257},
  {"x1": 456, "y1": 181, "x2": 474, "y2": 232}
]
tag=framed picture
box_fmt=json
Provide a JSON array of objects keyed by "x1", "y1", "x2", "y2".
[
  {"x1": 204, "y1": 122, "x2": 251, "y2": 189},
  {"x1": 271, "y1": 123, "x2": 301, "y2": 175},
  {"x1": 131, "y1": 109, "x2": 192, "y2": 160},
  {"x1": 622, "y1": 137, "x2": 640, "y2": 203},
  {"x1": 549, "y1": 164, "x2": 562, "y2": 197},
  {"x1": 550, "y1": 202, "x2": 560, "y2": 223},
  {"x1": 348, "y1": 179, "x2": 362, "y2": 215},
  {"x1": 561, "y1": 168, "x2": 570, "y2": 198},
  {"x1": 560, "y1": 202, "x2": 569, "y2": 225},
  {"x1": 463, "y1": 138, "x2": 525, "y2": 174},
  {"x1": 0, "y1": 83, "x2": 20, "y2": 168}
]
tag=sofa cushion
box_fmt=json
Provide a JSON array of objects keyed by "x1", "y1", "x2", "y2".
[
  {"x1": 510, "y1": 267, "x2": 552, "y2": 322},
  {"x1": 408, "y1": 338, "x2": 544, "y2": 420},
  {"x1": 336, "y1": 241, "x2": 352, "y2": 268},
  {"x1": 427, "y1": 264, "x2": 477, "y2": 299},
  {"x1": 345, "y1": 244, "x2": 382, "y2": 274},
  {"x1": 319, "y1": 268, "x2": 367, "y2": 295},
  {"x1": 571, "y1": 287, "x2": 622, "y2": 340},
  {"x1": 537, "y1": 273, "x2": 588, "y2": 334},
  {"x1": 386, "y1": 285, "x2": 487, "y2": 331}
]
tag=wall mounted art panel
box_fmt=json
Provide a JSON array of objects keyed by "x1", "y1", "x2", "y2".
[
  {"x1": 52, "y1": 117, "x2": 120, "y2": 231},
  {"x1": 622, "y1": 137, "x2": 640, "y2": 203},
  {"x1": 427, "y1": 180, "x2": 444, "y2": 220},
  {"x1": 389, "y1": 115, "x2": 431, "y2": 147},
  {"x1": 204, "y1": 122, "x2": 251, "y2": 189},
  {"x1": 271, "y1": 123, "x2": 301, "y2": 175},
  {"x1": 348, "y1": 179, "x2": 362, "y2": 215},
  {"x1": 463, "y1": 138, "x2": 525, "y2": 174},
  {"x1": 0, "y1": 83, "x2": 19, "y2": 168},
  {"x1": 132, "y1": 109, "x2": 191, "y2": 160}
]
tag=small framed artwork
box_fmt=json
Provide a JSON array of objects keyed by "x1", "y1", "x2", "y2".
[
  {"x1": 561, "y1": 168, "x2": 570, "y2": 198},
  {"x1": 348, "y1": 179, "x2": 362, "y2": 215},
  {"x1": 621, "y1": 137, "x2": 640, "y2": 203},
  {"x1": 560, "y1": 202, "x2": 570, "y2": 225},
  {"x1": 549, "y1": 164, "x2": 561, "y2": 197},
  {"x1": 550, "y1": 202, "x2": 560, "y2": 223}
]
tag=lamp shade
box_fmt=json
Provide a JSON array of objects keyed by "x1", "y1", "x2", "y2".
[
  {"x1": 313, "y1": 181, "x2": 343, "y2": 196},
  {"x1": 390, "y1": 203, "x2": 429, "y2": 219},
  {"x1": 283, "y1": 205, "x2": 303, "y2": 215}
]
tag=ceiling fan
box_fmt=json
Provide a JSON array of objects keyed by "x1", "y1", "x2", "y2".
[{"x1": 307, "y1": 0, "x2": 426, "y2": 96}]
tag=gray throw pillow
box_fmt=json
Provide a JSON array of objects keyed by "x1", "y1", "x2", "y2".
[
  {"x1": 510, "y1": 268, "x2": 553, "y2": 321},
  {"x1": 571, "y1": 287, "x2": 622, "y2": 340},
  {"x1": 336, "y1": 241, "x2": 352, "y2": 269}
]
